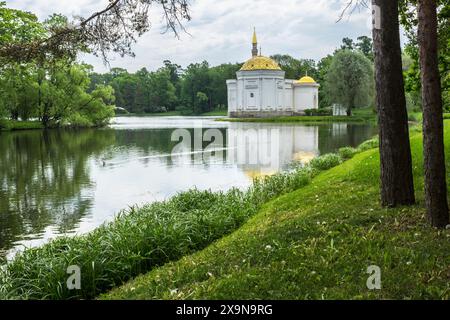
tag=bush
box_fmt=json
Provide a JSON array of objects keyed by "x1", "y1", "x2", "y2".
[
  {"x1": 304, "y1": 108, "x2": 332, "y2": 116},
  {"x1": 357, "y1": 137, "x2": 379, "y2": 152},
  {"x1": 339, "y1": 147, "x2": 358, "y2": 160},
  {"x1": 175, "y1": 106, "x2": 194, "y2": 116},
  {"x1": 309, "y1": 153, "x2": 342, "y2": 171},
  {"x1": 0, "y1": 120, "x2": 44, "y2": 131}
]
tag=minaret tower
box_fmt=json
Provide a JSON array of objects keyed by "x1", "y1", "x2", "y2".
[{"x1": 252, "y1": 27, "x2": 258, "y2": 57}]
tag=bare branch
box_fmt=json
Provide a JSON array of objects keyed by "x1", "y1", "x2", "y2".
[{"x1": 337, "y1": 0, "x2": 370, "y2": 23}]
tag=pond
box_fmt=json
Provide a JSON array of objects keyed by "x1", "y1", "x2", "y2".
[{"x1": 0, "y1": 116, "x2": 377, "y2": 259}]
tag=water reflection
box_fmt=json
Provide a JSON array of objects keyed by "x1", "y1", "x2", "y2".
[
  {"x1": 0, "y1": 129, "x2": 114, "y2": 256},
  {"x1": 226, "y1": 124, "x2": 319, "y2": 177},
  {"x1": 0, "y1": 117, "x2": 377, "y2": 257}
]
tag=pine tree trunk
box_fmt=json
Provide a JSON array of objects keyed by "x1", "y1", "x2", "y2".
[
  {"x1": 418, "y1": 0, "x2": 449, "y2": 228},
  {"x1": 372, "y1": 0, "x2": 415, "y2": 207}
]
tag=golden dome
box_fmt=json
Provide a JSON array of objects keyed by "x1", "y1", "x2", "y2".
[
  {"x1": 240, "y1": 56, "x2": 282, "y2": 71},
  {"x1": 295, "y1": 76, "x2": 317, "y2": 84}
]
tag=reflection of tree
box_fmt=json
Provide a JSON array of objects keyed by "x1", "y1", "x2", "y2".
[
  {"x1": 0, "y1": 129, "x2": 115, "y2": 252},
  {"x1": 318, "y1": 123, "x2": 378, "y2": 155},
  {"x1": 112, "y1": 128, "x2": 228, "y2": 163}
]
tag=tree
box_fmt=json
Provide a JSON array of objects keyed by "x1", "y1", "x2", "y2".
[
  {"x1": 341, "y1": 37, "x2": 355, "y2": 50},
  {"x1": 325, "y1": 49, "x2": 374, "y2": 116},
  {"x1": 417, "y1": 0, "x2": 449, "y2": 227},
  {"x1": 270, "y1": 54, "x2": 317, "y2": 80},
  {"x1": 0, "y1": 0, "x2": 191, "y2": 63},
  {"x1": 316, "y1": 54, "x2": 334, "y2": 108},
  {"x1": 400, "y1": 0, "x2": 450, "y2": 110},
  {"x1": 356, "y1": 35, "x2": 374, "y2": 60},
  {"x1": 372, "y1": 0, "x2": 416, "y2": 207},
  {"x1": 180, "y1": 61, "x2": 211, "y2": 114}
]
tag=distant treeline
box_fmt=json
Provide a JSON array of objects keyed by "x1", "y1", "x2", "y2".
[{"x1": 88, "y1": 61, "x2": 241, "y2": 115}]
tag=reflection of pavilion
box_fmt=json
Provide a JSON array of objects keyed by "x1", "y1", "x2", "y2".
[{"x1": 226, "y1": 123, "x2": 319, "y2": 177}]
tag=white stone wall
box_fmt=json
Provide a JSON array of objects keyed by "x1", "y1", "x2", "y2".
[
  {"x1": 293, "y1": 85, "x2": 319, "y2": 111},
  {"x1": 284, "y1": 80, "x2": 294, "y2": 111},
  {"x1": 226, "y1": 80, "x2": 237, "y2": 114}
]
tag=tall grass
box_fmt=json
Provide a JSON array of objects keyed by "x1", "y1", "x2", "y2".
[{"x1": 0, "y1": 137, "x2": 379, "y2": 300}]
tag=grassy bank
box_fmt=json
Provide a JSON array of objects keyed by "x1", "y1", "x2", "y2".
[
  {"x1": 103, "y1": 123, "x2": 450, "y2": 300},
  {"x1": 115, "y1": 110, "x2": 228, "y2": 117},
  {"x1": 217, "y1": 115, "x2": 372, "y2": 123},
  {"x1": 0, "y1": 138, "x2": 379, "y2": 299},
  {"x1": 200, "y1": 110, "x2": 228, "y2": 116},
  {"x1": 0, "y1": 120, "x2": 44, "y2": 131},
  {"x1": 217, "y1": 107, "x2": 376, "y2": 123}
]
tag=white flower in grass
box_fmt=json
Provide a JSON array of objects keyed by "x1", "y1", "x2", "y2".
[
  {"x1": 170, "y1": 288, "x2": 178, "y2": 295},
  {"x1": 265, "y1": 245, "x2": 272, "y2": 251}
]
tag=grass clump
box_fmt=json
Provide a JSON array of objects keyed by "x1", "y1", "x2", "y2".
[
  {"x1": 338, "y1": 147, "x2": 358, "y2": 160},
  {"x1": 309, "y1": 153, "x2": 342, "y2": 171},
  {"x1": 356, "y1": 137, "x2": 379, "y2": 152}
]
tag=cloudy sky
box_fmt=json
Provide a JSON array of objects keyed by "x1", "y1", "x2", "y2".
[{"x1": 7, "y1": 0, "x2": 379, "y2": 73}]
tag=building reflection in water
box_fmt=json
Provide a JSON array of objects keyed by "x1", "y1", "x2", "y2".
[{"x1": 226, "y1": 123, "x2": 319, "y2": 178}]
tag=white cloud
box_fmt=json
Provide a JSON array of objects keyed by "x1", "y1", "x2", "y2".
[{"x1": 6, "y1": 0, "x2": 374, "y2": 72}]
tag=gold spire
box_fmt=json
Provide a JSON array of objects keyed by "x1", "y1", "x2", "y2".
[{"x1": 251, "y1": 28, "x2": 258, "y2": 57}]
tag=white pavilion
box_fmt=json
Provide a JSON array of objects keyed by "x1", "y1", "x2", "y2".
[{"x1": 226, "y1": 30, "x2": 320, "y2": 118}]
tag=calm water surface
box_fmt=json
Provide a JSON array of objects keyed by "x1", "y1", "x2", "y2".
[{"x1": 0, "y1": 116, "x2": 377, "y2": 258}]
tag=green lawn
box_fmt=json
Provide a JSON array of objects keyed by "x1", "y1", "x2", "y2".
[{"x1": 103, "y1": 122, "x2": 450, "y2": 300}]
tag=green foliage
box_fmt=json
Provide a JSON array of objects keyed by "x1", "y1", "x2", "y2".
[
  {"x1": 338, "y1": 147, "x2": 358, "y2": 160},
  {"x1": 309, "y1": 153, "x2": 342, "y2": 171},
  {"x1": 325, "y1": 50, "x2": 375, "y2": 116},
  {"x1": 356, "y1": 137, "x2": 379, "y2": 152},
  {"x1": 316, "y1": 54, "x2": 334, "y2": 108},
  {"x1": 304, "y1": 108, "x2": 332, "y2": 116},
  {"x1": 0, "y1": 120, "x2": 43, "y2": 130},
  {"x1": 400, "y1": 1, "x2": 449, "y2": 110},
  {"x1": 91, "y1": 61, "x2": 241, "y2": 115},
  {"x1": 0, "y1": 2, "x2": 45, "y2": 45},
  {"x1": 270, "y1": 54, "x2": 317, "y2": 80},
  {"x1": 0, "y1": 6, "x2": 114, "y2": 128}
]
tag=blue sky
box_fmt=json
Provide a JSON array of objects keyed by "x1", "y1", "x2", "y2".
[{"x1": 6, "y1": 0, "x2": 386, "y2": 73}]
